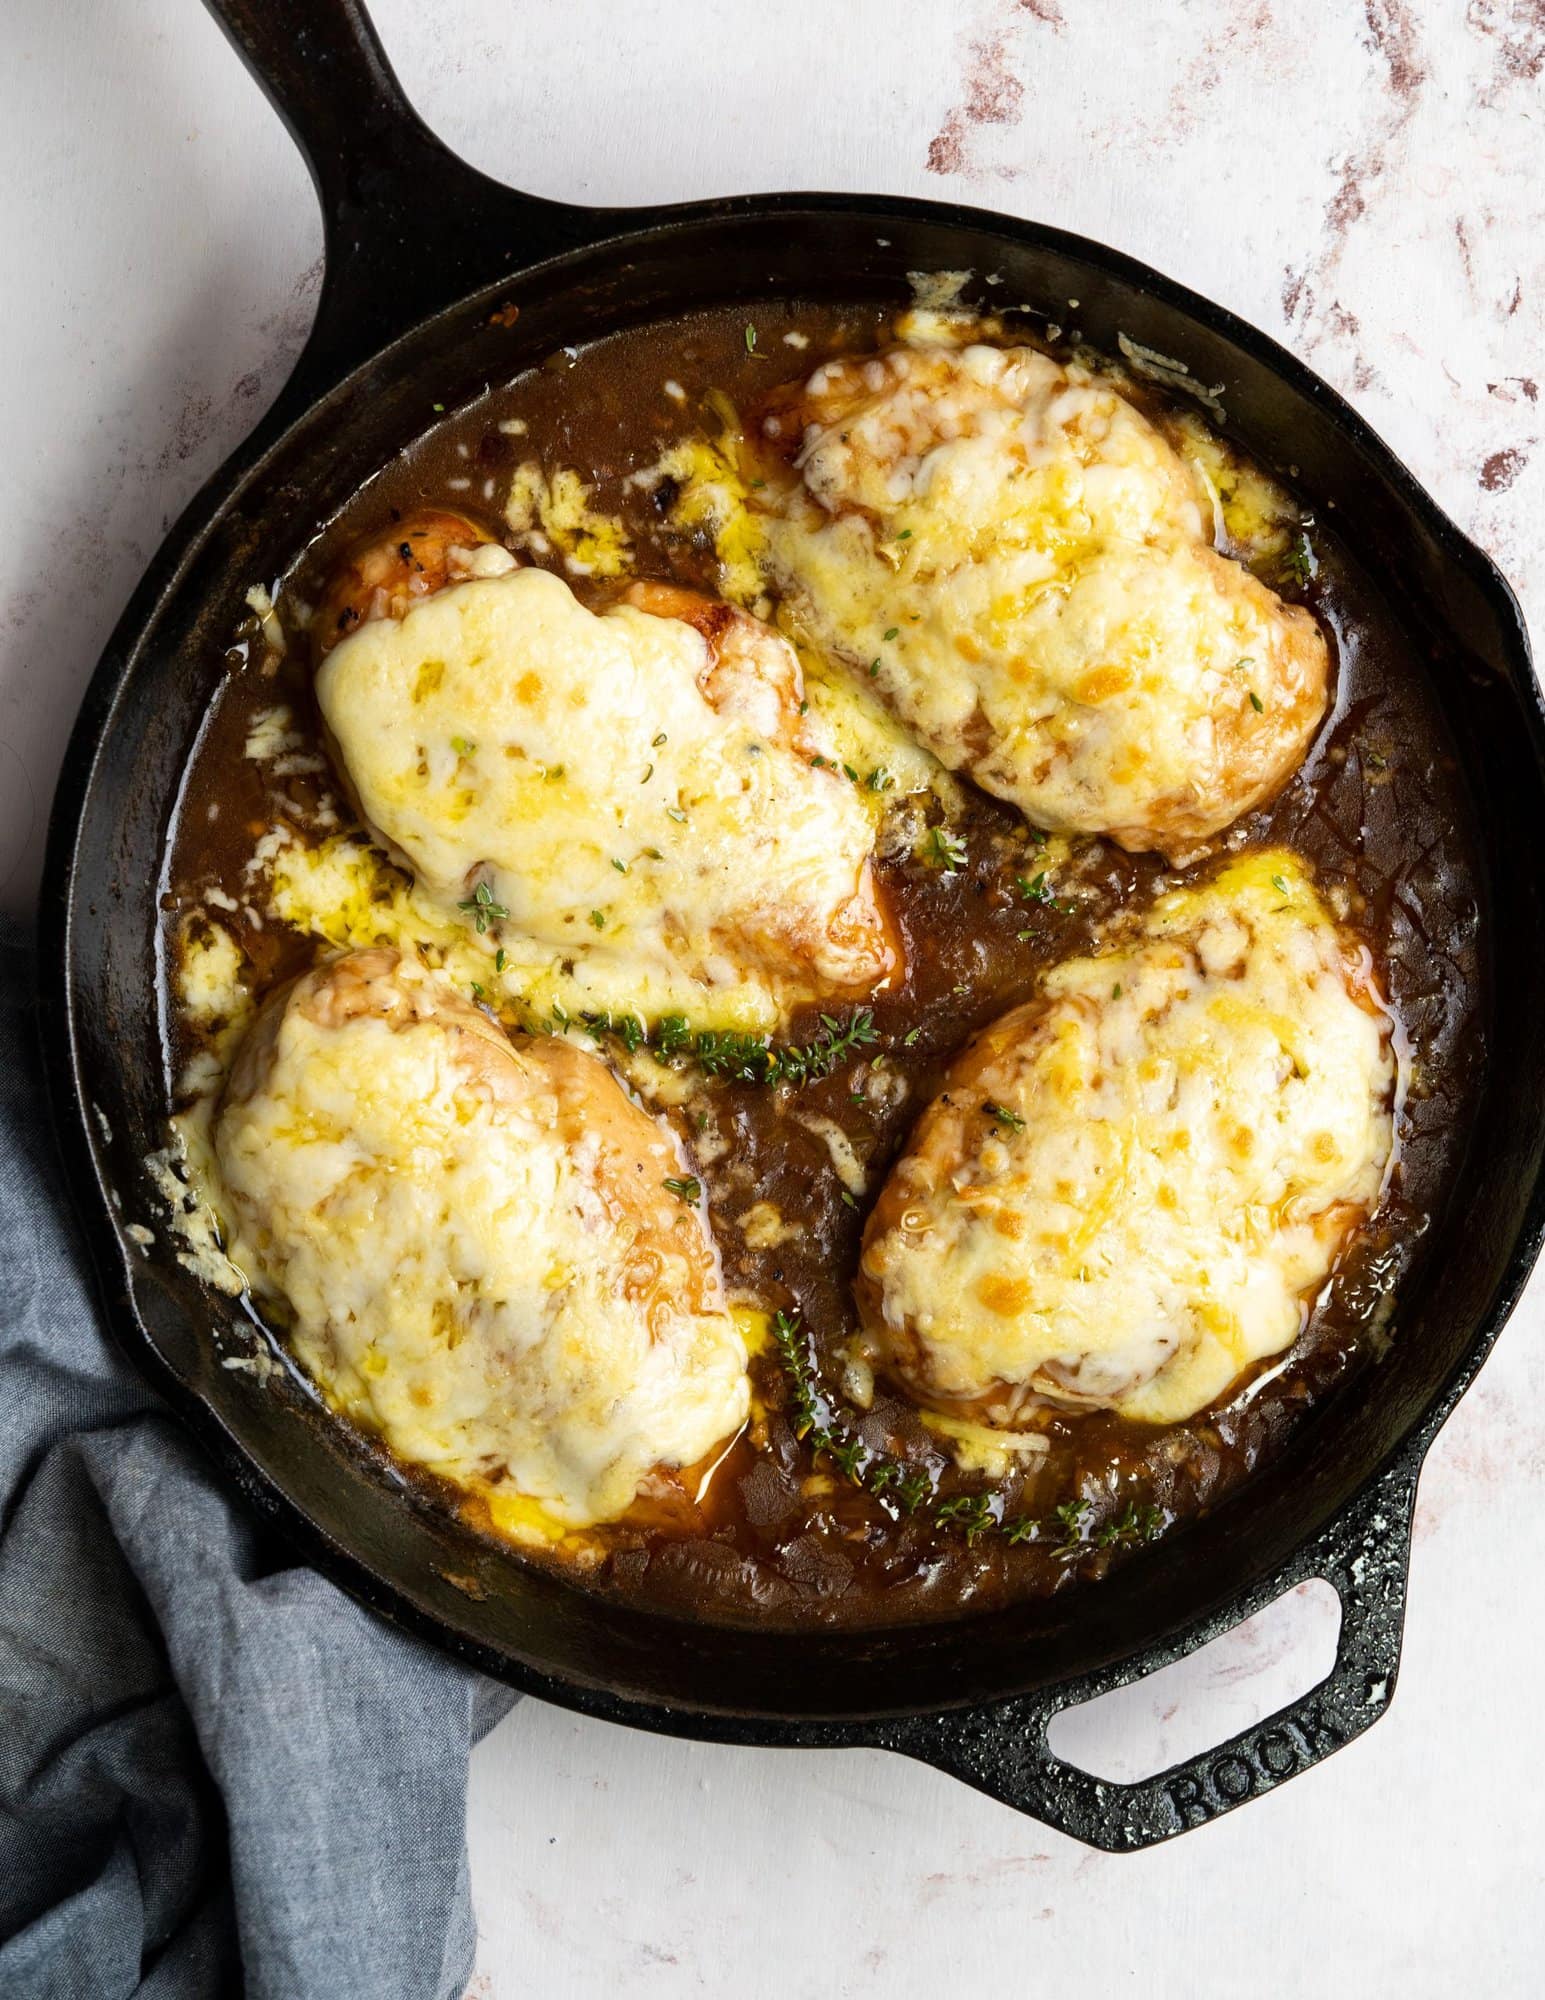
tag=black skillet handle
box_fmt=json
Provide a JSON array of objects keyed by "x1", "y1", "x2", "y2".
[
  {"x1": 201, "y1": 0, "x2": 611, "y2": 412},
  {"x1": 891, "y1": 1450, "x2": 1420, "y2": 1851}
]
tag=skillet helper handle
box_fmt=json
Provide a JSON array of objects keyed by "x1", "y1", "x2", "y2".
[
  {"x1": 897, "y1": 1453, "x2": 1419, "y2": 1851},
  {"x1": 201, "y1": 0, "x2": 605, "y2": 402}
]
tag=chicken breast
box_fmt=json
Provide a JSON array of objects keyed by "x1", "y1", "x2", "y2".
[
  {"x1": 209, "y1": 948, "x2": 750, "y2": 1532},
  {"x1": 312, "y1": 508, "x2": 518, "y2": 651},
  {"x1": 312, "y1": 517, "x2": 898, "y2": 1029},
  {"x1": 856, "y1": 851, "x2": 1397, "y2": 1427},
  {"x1": 760, "y1": 341, "x2": 1329, "y2": 859}
]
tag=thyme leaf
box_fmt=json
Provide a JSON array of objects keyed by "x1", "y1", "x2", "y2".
[
  {"x1": 1015, "y1": 868, "x2": 1076, "y2": 915},
  {"x1": 573, "y1": 1005, "x2": 878, "y2": 1089},
  {"x1": 929, "y1": 826, "x2": 969, "y2": 874},
  {"x1": 1094, "y1": 1499, "x2": 1165, "y2": 1550},
  {"x1": 457, "y1": 881, "x2": 510, "y2": 933},
  {"x1": 768, "y1": 1308, "x2": 1166, "y2": 1557},
  {"x1": 933, "y1": 1493, "x2": 996, "y2": 1544},
  {"x1": 1281, "y1": 527, "x2": 1316, "y2": 586}
]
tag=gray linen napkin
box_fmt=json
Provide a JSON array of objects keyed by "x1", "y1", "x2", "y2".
[{"x1": 0, "y1": 923, "x2": 516, "y2": 1999}]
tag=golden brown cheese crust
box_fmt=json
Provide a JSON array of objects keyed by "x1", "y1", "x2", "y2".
[
  {"x1": 761, "y1": 342, "x2": 1330, "y2": 859},
  {"x1": 311, "y1": 519, "x2": 899, "y2": 1029},
  {"x1": 856, "y1": 852, "x2": 1397, "y2": 1427},
  {"x1": 211, "y1": 948, "x2": 750, "y2": 1532}
]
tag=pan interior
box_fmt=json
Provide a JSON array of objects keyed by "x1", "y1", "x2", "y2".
[{"x1": 55, "y1": 205, "x2": 1545, "y2": 1724}]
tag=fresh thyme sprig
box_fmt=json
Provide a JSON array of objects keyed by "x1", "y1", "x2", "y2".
[
  {"x1": 933, "y1": 1493, "x2": 997, "y2": 1545},
  {"x1": 768, "y1": 1308, "x2": 1165, "y2": 1557},
  {"x1": 573, "y1": 1006, "x2": 880, "y2": 1088},
  {"x1": 1280, "y1": 525, "x2": 1316, "y2": 587},
  {"x1": 457, "y1": 880, "x2": 510, "y2": 934},
  {"x1": 1094, "y1": 1498, "x2": 1166, "y2": 1551},
  {"x1": 1014, "y1": 869, "x2": 1077, "y2": 917},
  {"x1": 929, "y1": 826, "x2": 970, "y2": 874}
]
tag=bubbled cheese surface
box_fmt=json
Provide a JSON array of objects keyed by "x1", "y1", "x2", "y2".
[
  {"x1": 209, "y1": 949, "x2": 749, "y2": 1530},
  {"x1": 315, "y1": 564, "x2": 893, "y2": 1029},
  {"x1": 763, "y1": 342, "x2": 1330, "y2": 858},
  {"x1": 857, "y1": 852, "x2": 1397, "y2": 1426}
]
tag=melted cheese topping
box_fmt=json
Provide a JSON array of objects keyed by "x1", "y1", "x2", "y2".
[
  {"x1": 315, "y1": 565, "x2": 893, "y2": 1030},
  {"x1": 763, "y1": 341, "x2": 1329, "y2": 858},
  {"x1": 504, "y1": 461, "x2": 633, "y2": 577},
  {"x1": 205, "y1": 949, "x2": 749, "y2": 1530},
  {"x1": 642, "y1": 432, "x2": 946, "y2": 804},
  {"x1": 174, "y1": 913, "x2": 248, "y2": 1028},
  {"x1": 858, "y1": 852, "x2": 1397, "y2": 1427}
]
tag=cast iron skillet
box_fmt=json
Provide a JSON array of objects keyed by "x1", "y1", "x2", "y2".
[{"x1": 40, "y1": 0, "x2": 1545, "y2": 1851}]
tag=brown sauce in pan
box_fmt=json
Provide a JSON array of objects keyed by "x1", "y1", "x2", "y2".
[{"x1": 163, "y1": 303, "x2": 1485, "y2": 1628}]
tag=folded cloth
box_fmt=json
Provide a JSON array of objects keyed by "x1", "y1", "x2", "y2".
[{"x1": 0, "y1": 923, "x2": 516, "y2": 2000}]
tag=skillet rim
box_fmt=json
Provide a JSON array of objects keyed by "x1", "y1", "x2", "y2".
[{"x1": 37, "y1": 188, "x2": 1545, "y2": 1745}]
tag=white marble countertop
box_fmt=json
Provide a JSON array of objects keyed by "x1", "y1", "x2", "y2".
[{"x1": 6, "y1": 1, "x2": 1544, "y2": 1992}]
